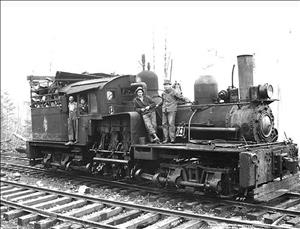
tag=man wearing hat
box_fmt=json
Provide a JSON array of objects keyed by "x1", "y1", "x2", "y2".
[
  {"x1": 162, "y1": 79, "x2": 191, "y2": 143},
  {"x1": 133, "y1": 86, "x2": 160, "y2": 143},
  {"x1": 65, "y1": 95, "x2": 78, "y2": 145}
]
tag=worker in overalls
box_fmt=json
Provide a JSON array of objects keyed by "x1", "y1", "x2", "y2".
[
  {"x1": 161, "y1": 79, "x2": 191, "y2": 143},
  {"x1": 133, "y1": 86, "x2": 160, "y2": 143},
  {"x1": 65, "y1": 95, "x2": 78, "y2": 145}
]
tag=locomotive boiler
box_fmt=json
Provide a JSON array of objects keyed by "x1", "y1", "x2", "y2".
[
  {"x1": 176, "y1": 55, "x2": 277, "y2": 143},
  {"x1": 26, "y1": 55, "x2": 299, "y2": 201}
]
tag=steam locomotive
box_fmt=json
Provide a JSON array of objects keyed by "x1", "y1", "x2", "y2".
[{"x1": 26, "y1": 55, "x2": 299, "y2": 200}]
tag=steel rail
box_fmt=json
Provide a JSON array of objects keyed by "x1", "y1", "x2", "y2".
[
  {"x1": 1, "y1": 155, "x2": 29, "y2": 161},
  {"x1": 0, "y1": 180, "x2": 294, "y2": 229},
  {"x1": 2, "y1": 162, "x2": 300, "y2": 217},
  {"x1": 223, "y1": 199, "x2": 300, "y2": 216},
  {"x1": 0, "y1": 162, "x2": 161, "y2": 194},
  {"x1": 0, "y1": 162, "x2": 44, "y2": 172}
]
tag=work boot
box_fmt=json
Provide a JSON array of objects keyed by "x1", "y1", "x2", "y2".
[
  {"x1": 152, "y1": 134, "x2": 160, "y2": 143},
  {"x1": 170, "y1": 139, "x2": 175, "y2": 144},
  {"x1": 162, "y1": 139, "x2": 169, "y2": 144},
  {"x1": 65, "y1": 141, "x2": 74, "y2": 146},
  {"x1": 162, "y1": 127, "x2": 169, "y2": 143}
]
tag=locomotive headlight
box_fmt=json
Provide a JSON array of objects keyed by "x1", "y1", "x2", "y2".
[
  {"x1": 259, "y1": 83, "x2": 273, "y2": 99},
  {"x1": 218, "y1": 90, "x2": 228, "y2": 101},
  {"x1": 266, "y1": 84, "x2": 273, "y2": 98},
  {"x1": 251, "y1": 154, "x2": 258, "y2": 164},
  {"x1": 260, "y1": 114, "x2": 272, "y2": 137}
]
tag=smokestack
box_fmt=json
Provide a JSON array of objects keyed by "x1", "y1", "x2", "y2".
[{"x1": 237, "y1": 55, "x2": 254, "y2": 101}]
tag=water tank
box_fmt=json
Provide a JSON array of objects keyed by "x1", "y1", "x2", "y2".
[
  {"x1": 136, "y1": 70, "x2": 159, "y2": 97},
  {"x1": 194, "y1": 75, "x2": 218, "y2": 104}
]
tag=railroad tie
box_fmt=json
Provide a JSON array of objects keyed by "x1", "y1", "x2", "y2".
[
  {"x1": 9, "y1": 191, "x2": 46, "y2": 202},
  {"x1": 3, "y1": 207, "x2": 28, "y2": 221},
  {"x1": 0, "y1": 185, "x2": 15, "y2": 192},
  {"x1": 246, "y1": 209, "x2": 267, "y2": 221},
  {"x1": 213, "y1": 204, "x2": 233, "y2": 214},
  {"x1": 144, "y1": 216, "x2": 182, "y2": 229},
  {"x1": 286, "y1": 216, "x2": 300, "y2": 226},
  {"x1": 0, "y1": 206, "x2": 9, "y2": 213},
  {"x1": 34, "y1": 217, "x2": 59, "y2": 229},
  {"x1": 1, "y1": 187, "x2": 24, "y2": 196},
  {"x1": 101, "y1": 209, "x2": 141, "y2": 226},
  {"x1": 18, "y1": 214, "x2": 43, "y2": 227},
  {"x1": 63, "y1": 202, "x2": 105, "y2": 218},
  {"x1": 52, "y1": 222, "x2": 86, "y2": 229},
  {"x1": 80, "y1": 206, "x2": 123, "y2": 221},
  {"x1": 264, "y1": 212, "x2": 283, "y2": 224},
  {"x1": 30, "y1": 196, "x2": 72, "y2": 209},
  {"x1": 172, "y1": 220, "x2": 210, "y2": 229},
  {"x1": 51, "y1": 222, "x2": 75, "y2": 229},
  {"x1": 117, "y1": 213, "x2": 160, "y2": 229},
  {"x1": 3, "y1": 194, "x2": 57, "y2": 220},
  {"x1": 18, "y1": 197, "x2": 73, "y2": 226},
  {"x1": 3, "y1": 189, "x2": 36, "y2": 200},
  {"x1": 19, "y1": 194, "x2": 58, "y2": 205},
  {"x1": 48, "y1": 199, "x2": 87, "y2": 213},
  {"x1": 276, "y1": 197, "x2": 300, "y2": 209},
  {"x1": 69, "y1": 223, "x2": 83, "y2": 229},
  {"x1": 34, "y1": 200, "x2": 88, "y2": 229}
]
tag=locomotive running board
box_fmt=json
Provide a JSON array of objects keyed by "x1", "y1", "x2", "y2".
[{"x1": 253, "y1": 173, "x2": 300, "y2": 202}]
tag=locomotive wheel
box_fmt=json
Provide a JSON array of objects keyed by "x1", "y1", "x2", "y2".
[
  {"x1": 90, "y1": 162, "x2": 103, "y2": 175},
  {"x1": 85, "y1": 163, "x2": 93, "y2": 173},
  {"x1": 43, "y1": 153, "x2": 52, "y2": 169},
  {"x1": 112, "y1": 164, "x2": 126, "y2": 180},
  {"x1": 152, "y1": 173, "x2": 165, "y2": 188},
  {"x1": 65, "y1": 161, "x2": 72, "y2": 171}
]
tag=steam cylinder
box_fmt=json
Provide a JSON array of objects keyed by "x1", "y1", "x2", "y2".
[
  {"x1": 194, "y1": 75, "x2": 218, "y2": 104},
  {"x1": 136, "y1": 70, "x2": 159, "y2": 98},
  {"x1": 237, "y1": 55, "x2": 254, "y2": 101}
]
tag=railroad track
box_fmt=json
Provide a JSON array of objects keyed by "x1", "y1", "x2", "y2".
[
  {"x1": 2, "y1": 162, "x2": 300, "y2": 228},
  {"x1": 0, "y1": 162, "x2": 161, "y2": 194},
  {"x1": 2, "y1": 179, "x2": 300, "y2": 229},
  {"x1": 1, "y1": 154, "x2": 29, "y2": 161}
]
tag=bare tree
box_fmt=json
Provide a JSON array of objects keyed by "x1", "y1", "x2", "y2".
[
  {"x1": 1, "y1": 91, "x2": 17, "y2": 141},
  {"x1": 1, "y1": 91, "x2": 17, "y2": 151}
]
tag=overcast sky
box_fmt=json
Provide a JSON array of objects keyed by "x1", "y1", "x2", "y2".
[{"x1": 1, "y1": 1, "x2": 300, "y2": 142}]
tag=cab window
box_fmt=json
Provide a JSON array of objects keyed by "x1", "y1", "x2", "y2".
[
  {"x1": 89, "y1": 93, "x2": 97, "y2": 113},
  {"x1": 79, "y1": 94, "x2": 88, "y2": 115}
]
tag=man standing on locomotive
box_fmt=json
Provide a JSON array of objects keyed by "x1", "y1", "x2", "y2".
[
  {"x1": 133, "y1": 86, "x2": 160, "y2": 143},
  {"x1": 161, "y1": 79, "x2": 190, "y2": 143},
  {"x1": 79, "y1": 97, "x2": 88, "y2": 115},
  {"x1": 65, "y1": 95, "x2": 78, "y2": 145}
]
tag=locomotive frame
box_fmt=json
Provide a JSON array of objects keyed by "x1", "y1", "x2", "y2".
[{"x1": 26, "y1": 55, "x2": 299, "y2": 201}]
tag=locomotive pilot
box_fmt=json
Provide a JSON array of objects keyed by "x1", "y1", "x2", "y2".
[
  {"x1": 133, "y1": 86, "x2": 160, "y2": 143},
  {"x1": 65, "y1": 95, "x2": 78, "y2": 145},
  {"x1": 161, "y1": 79, "x2": 191, "y2": 143}
]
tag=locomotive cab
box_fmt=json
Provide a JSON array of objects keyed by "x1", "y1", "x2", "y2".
[{"x1": 26, "y1": 72, "x2": 116, "y2": 169}]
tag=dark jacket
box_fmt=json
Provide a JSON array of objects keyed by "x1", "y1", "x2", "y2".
[
  {"x1": 134, "y1": 95, "x2": 156, "y2": 115},
  {"x1": 79, "y1": 103, "x2": 88, "y2": 115}
]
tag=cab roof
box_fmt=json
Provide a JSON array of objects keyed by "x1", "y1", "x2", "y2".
[{"x1": 59, "y1": 75, "x2": 134, "y2": 95}]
